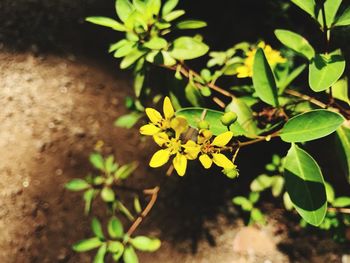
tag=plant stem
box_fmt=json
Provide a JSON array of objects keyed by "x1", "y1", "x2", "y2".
[
  {"x1": 238, "y1": 133, "x2": 279, "y2": 148},
  {"x1": 328, "y1": 207, "x2": 350, "y2": 214},
  {"x1": 125, "y1": 186, "x2": 160, "y2": 239},
  {"x1": 285, "y1": 89, "x2": 328, "y2": 109}
]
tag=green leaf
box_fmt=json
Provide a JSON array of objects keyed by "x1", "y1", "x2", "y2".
[
  {"x1": 114, "y1": 112, "x2": 143, "y2": 129},
  {"x1": 123, "y1": 246, "x2": 139, "y2": 263},
  {"x1": 334, "y1": 6, "x2": 350, "y2": 27},
  {"x1": 101, "y1": 187, "x2": 115, "y2": 202},
  {"x1": 120, "y1": 49, "x2": 146, "y2": 69},
  {"x1": 108, "y1": 241, "x2": 124, "y2": 255},
  {"x1": 105, "y1": 155, "x2": 117, "y2": 174},
  {"x1": 252, "y1": 48, "x2": 279, "y2": 107},
  {"x1": 114, "y1": 41, "x2": 135, "y2": 58},
  {"x1": 116, "y1": 0, "x2": 134, "y2": 22},
  {"x1": 271, "y1": 176, "x2": 284, "y2": 197},
  {"x1": 283, "y1": 192, "x2": 294, "y2": 211},
  {"x1": 146, "y1": 0, "x2": 161, "y2": 16},
  {"x1": 290, "y1": 0, "x2": 316, "y2": 18},
  {"x1": 134, "y1": 196, "x2": 142, "y2": 214},
  {"x1": 85, "y1": 17, "x2": 126, "y2": 31},
  {"x1": 93, "y1": 244, "x2": 107, "y2": 263},
  {"x1": 332, "y1": 77, "x2": 349, "y2": 105},
  {"x1": 232, "y1": 196, "x2": 253, "y2": 211},
  {"x1": 250, "y1": 174, "x2": 274, "y2": 192},
  {"x1": 109, "y1": 40, "x2": 129, "y2": 53},
  {"x1": 131, "y1": 236, "x2": 161, "y2": 252},
  {"x1": 309, "y1": 50, "x2": 346, "y2": 92},
  {"x1": 249, "y1": 192, "x2": 260, "y2": 204},
  {"x1": 163, "y1": 10, "x2": 185, "y2": 22},
  {"x1": 84, "y1": 189, "x2": 95, "y2": 215},
  {"x1": 185, "y1": 82, "x2": 203, "y2": 107},
  {"x1": 65, "y1": 179, "x2": 90, "y2": 191},
  {"x1": 278, "y1": 64, "x2": 307, "y2": 94},
  {"x1": 317, "y1": 0, "x2": 342, "y2": 27},
  {"x1": 115, "y1": 162, "x2": 138, "y2": 180},
  {"x1": 284, "y1": 144, "x2": 327, "y2": 226},
  {"x1": 73, "y1": 237, "x2": 102, "y2": 252},
  {"x1": 143, "y1": 37, "x2": 168, "y2": 50},
  {"x1": 333, "y1": 197, "x2": 350, "y2": 207},
  {"x1": 92, "y1": 218, "x2": 105, "y2": 240},
  {"x1": 226, "y1": 98, "x2": 259, "y2": 138},
  {"x1": 90, "y1": 153, "x2": 105, "y2": 171},
  {"x1": 175, "y1": 107, "x2": 246, "y2": 136},
  {"x1": 176, "y1": 20, "x2": 207, "y2": 29},
  {"x1": 169, "y1": 37, "x2": 209, "y2": 60},
  {"x1": 280, "y1": 109, "x2": 344, "y2": 142},
  {"x1": 274, "y1": 30, "x2": 315, "y2": 60},
  {"x1": 335, "y1": 124, "x2": 350, "y2": 181},
  {"x1": 162, "y1": 0, "x2": 179, "y2": 16},
  {"x1": 325, "y1": 182, "x2": 335, "y2": 203},
  {"x1": 108, "y1": 217, "x2": 124, "y2": 239},
  {"x1": 250, "y1": 208, "x2": 265, "y2": 224}
]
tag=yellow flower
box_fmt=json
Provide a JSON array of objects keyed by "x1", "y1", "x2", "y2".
[
  {"x1": 148, "y1": 116, "x2": 200, "y2": 176},
  {"x1": 140, "y1": 96, "x2": 175, "y2": 136},
  {"x1": 236, "y1": 41, "x2": 286, "y2": 78},
  {"x1": 196, "y1": 130, "x2": 235, "y2": 170}
]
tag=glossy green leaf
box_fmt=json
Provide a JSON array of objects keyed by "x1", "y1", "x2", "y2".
[
  {"x1": 131, "y1": 236, "x2": 161, "y2": 252},
  {"x1": 226, "y1": 98, "x2": 259, "y2": 138},
  {"x1": 290, "y1": 0, "x2": 316, "y2": 18},
  {"x1": 120, "y1": 49, "x2": 145, "y2": 69},
  {"x1": 335, "y1": 123, "x2": 350, "y2": 181},
  {"x1": 252, "y1": 48, "x2": 279, "y2": 107},
  {"x1": 334, "y1": 6, "x2": 350, "y2": 27},
  {"x1": 90, "y1": 153, "x2": 105, "y2": 171},
  {"x1": 147, "y1": 0, "x2": 161, "y2": 16},
  {"x1": 123, "y1": 246, "x2": 139, "y2": 263},
  {"x1": 116, "y1": 0, "x2": 134, "y2": 22},
  {"x1": 65, "y1": 179, "x2": 90, "y2": 191},
  {"x1": 108, "y1": 217, "x2": 124, "y2": 239},
  {"x1": 332, "y1": 77, "x2": 349, "y2": 105},
  {"x1": 317, "y1": 0, "x2": 342, "y2": 27},
  {"x1": 162, "y1": 0, "x2": 179, "y2": 15},
  {"x1": 86, "y1": 17, "x2": 126, "y2": 31},
  {"x1": 309, "y1": 50, "x2": 346, "y2": 92},
  {"x1": 143, "y1": 37, "x2": 168, "y2": 50},
  {"x1": 114, "y1": 112, "x2": 143, "y2": 129},
  {"x1": 169, "y1": 37, "x2": 209, "y2": 60},
  {"x1": 275, "y1": 29, "x2": 315, "y2": 60},
  {"x1": 114, "y1": 41, "x2": 135, "y2": 58},
  {"x1": 175, "y1": 107, "x2": 246, "y2": 136},
  {"x1": 280, "y1": 109, "x2": 344, "y2": 142},
  {"x1": 163, "y1": 10, "x2": 185, "y2": 22},
  {"x1": 333, "y1": 197, "x2": 350, "y2": 207},
  {"x1": 92, "y1": 218, "x2": 105, "y2": 240},
  {"x1": 101, "y1": 187, "x2": 115, "y2": 202},
  {"x1": 73, "y1": 237, "x2": 102, "y2": 252},
  {"x1": 176, "y1": 20, "x2": 207, "y2": 29},
  {"x1": 284, "y1": 144, "x2": 327, "y2": 226},
  {"x1": 93, "y1": 244, "x2": 107, "y2": 263}
]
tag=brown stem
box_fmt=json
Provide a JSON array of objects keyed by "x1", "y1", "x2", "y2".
[
  {"x1": 125, "y1": 186, "x2": 160, "y2": 239},
  {"x1": 328, "y1": 207, "x2": 350, "y2": 214},
  {"x1": 285, "y1": 89, "x2": 328, "y2": 109},
  {"x1": 238, "y1": 133, "x2": 280, "y2": 148}
]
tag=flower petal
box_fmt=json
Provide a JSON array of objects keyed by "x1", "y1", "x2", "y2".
[
  {"x1": 153, "y1": 132, "x2": 169, "y2": 147},
  {"x1": 173, "y1": 153, "x2": 187, "y2": 176},
  {"x1": 212, "y1": 153, "x2": 234, "y2": 169},
  {"x1": 149, "y1": 149, "x2": 170, "y2": 168},
  {"x1": 199, "y1": 154, "x2": 212, "y2": 169},
  {"x1": 163, "y1": 96, "x2": 174, "y2": 119},
  {"x1": 183, "y1": 140, "x2": 200, "y2": 160},
  {"x1": 145, "y1": 108, "x2": 163, "y2": 124},
  {"x1": 171, "y1": 117, "x2": 188, "y2": 138},
  {"x1": 140, "y1": 124, "x2": 161, "y2": 136},
  {"x1": 212, "y1": 131, "x2": 234, "y2": 147}
]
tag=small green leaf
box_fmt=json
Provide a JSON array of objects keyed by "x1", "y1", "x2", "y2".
[
  {"x1": 92, "y1": 218, "x2": 105, "y2": 240},
  {"x1": 249, "y1": 192, "x2": 260, "y2": 204},
  {"x1": 162, "y1": 0, "x2": 179, "y2": 16},
  {"x1": 105, "y1": 155, "x2": 117, "y2": 174},
  {"x1": 290, "y1": 0, "x2": 316, "y2": 18},
  {"x1": 317, "y1": 0, "x2": 342, "y2": 28},
  {"x1": 252, "y1": 48, "x2": 279, "y2": 107},
  {"x1": 250, "y1": 208, "x2": 265, "y2": 224},
  {"x1": 169, "y1": 37, "x2": 209, "y2": 60},
  {"x1": 123, "y1": 246, "x2": 139, "y2": 263},
  {"x1": 280, "y1": 109, "x2": 344, "y2": 142},
  {"x1": 283, "y1": 192, "x2": 294, "y2": 211},
  {"x1": 116, "y1": 0, "x2": 134, "y2": 22},
  {"x1": 185, "y1": 82, "x2": 203, "y2": 107},
  {"x1": 108, "y1": 241, "x2": 124, "y2": 255},
  {"x1": 120, "y1": 49, "x2": 146, "y2": 69},
  {"x1": 115, "y1": 162, "x2": 138, "y2": 180},
  {"x1": 84, "y1": 189, "x2": 95, "y2": 215},
  {"x1": 333, "y1": 197, "x2": 350, "y2": 207},
  {"x1": 93, "y1": 244, "x2": 107, "y2": 263},
  {"x1": 250, "y1": 174, "x2": 274, "y2": 192},
  {"x1": 232, "y1": 196, "x2": 253, "y2": 211},
  {"x1": 334, "y1": 6, "x2": 350, "y2": 27},
  {"x1": 90, "y1": 153, "x2": 105, "y2": 171},
  {"x1": 325, "y1": 182, "x2": 335, "y2": 203},
  {"x1": 163, "y1": 10, "x2": 185, "y2": 22},
  {"x1": 134, "y1": 196, "x2": 142, "y2": 214},
  {"x1": 131, "y1": 236, "x2": 161, "y2": 252},
  {"x1": 332, "y1": 78, "x2": 349, "y2": 105},
  {"x1": 114, "y1": 112, "x2": 143, "y2": 129},
  {"x1": 309, "y1": 50, "x2": 346, "y2": 92},
  {"x1": 143, "y1": 37, "x2": 168, "y2": 50},
  {"x1": 73, "y1": 237, "x2": 102, "y2": 252},
  {"x1": 65, "y1": 179, "x2": 90, "y2": 191},
  {"x1": 101, "y1": 187, "x2": 115, "y2": 202},
  {"x1": 335, "y1": 124, "x2": 350, "y2": 181},
  {"x1": 176, "y1": 20, "x2": 207, "y2": 29},
  {"x1": 86, "y1": 17, "x2": 126, "y2": 31},
  {"x1": 271, "y1": 176, "x2": 284, "y2": 197},
  {"x1": 284, "y1": 144, "x2": 327, "y2": 226},
  {"x1": 275, "y1": 30, "x2": 315, "y2": 60},
  {"x1": 108, "y1": 217, "x2": 124, "y2": 239},
  {"x1": 114, "y1": 41, "x2": 135, "y2": 58},
  {"x1": 175, "y1": 107, "x2": 246, "y2": 136}
]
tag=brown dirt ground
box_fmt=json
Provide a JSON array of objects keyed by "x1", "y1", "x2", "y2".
[{"x1": 0, "y1": 50, "x2": 348, "y2": 263}]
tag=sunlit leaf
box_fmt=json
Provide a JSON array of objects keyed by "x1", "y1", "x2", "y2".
[
  {"x1": 65, "y1": 179, "x2": 90, "y2": 191},
  {"x1": 176, "y1": 20, "x2": 207, "y2": 29},
  {"x1": 73, "y1": 237, "x2": 102, "y2": 252},
  {"x1": 162, "y1": 0, "x2": 179, "y2": 16},
  {"x1": 92, "y1": 218, "x2": 105, "y2": 240},
  {"x1": 169, "y1": 37, "x2": 209, "y2": 60},
  {"x1": 334, "y1": 6, "x2": 350, "y2": 27},
  {"x1": 93, "y1": 244, "x2": 107, "y2": 263},
  {"x1": 333, "y1": 197, "x2": 350, "y2": 207},
  {"x1": 101, "y1": 187, "x2": 115, "y2": 202},
  {"x1": 317, "y1": 0, "x2": 342, "y2": 27},
  {"x1": 108, "y1": 217, "x2": 124, "y2": 239},
  {"x1": 335, "y1": 123, "x2": 350, "y2": 182},
  {"x1": 116, "y1": 0, "x2": 134, "y2": 22},
  {"x1": 86, "y1": 17, "x2": 126, "y2": 31},
  {"x1": 290, "y1": 0, "x2": 316, "y2": 18},
  {"x1": 131, "y1": 236, "x2": 161, "y2": 252},
  {"x1": 332, "y1": 77, "x2": 349, "y2": 105},
  {"x1": 114, "y1": 112, "x2": 143, "y2": 129},
  {"x1": 123, "y1": 246, "x2": 139, "y2": 263}
]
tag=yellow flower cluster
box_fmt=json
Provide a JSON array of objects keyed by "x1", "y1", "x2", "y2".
[
  {"x1": 236, "y1": 41, "x2": 286, "y2": 78},
  {"x1": 140, "y1": 97, "x2": 236, "y2": 176}
]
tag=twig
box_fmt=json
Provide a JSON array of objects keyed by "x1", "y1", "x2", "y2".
[
  {"x1": 125, "y1": 186, "x2": 160, "y2": 239},
  {"x1": 285, "y1": 89, "x2": 328, "y2": 109},
  {"x1": 328, "y1": 207, "x2": 350, "y2": 214},
  {"x1": 238, "y1": 133, "x2": 280, "y2": 147}
]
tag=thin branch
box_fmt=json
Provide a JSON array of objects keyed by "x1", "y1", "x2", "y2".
[
  {"x1": 285, "y1": 89, "x2": 328, "y2": 109},
  {"x1": 238, "y1": 133, "x2": 280, "y2": 148},
  {"x1": 328, "y1": 207, "x2": 350, "y2": 214}
]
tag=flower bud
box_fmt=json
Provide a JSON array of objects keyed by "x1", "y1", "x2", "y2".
[
  {"x1": 220, "y1": 112, "x2": 238, "y2": 126},
  {"x1": 197, "y1": 120, "x2": 210, "y2": 130},
  {"x1": 223, "y1": 166, "x2": 239, "y2": 179}
]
